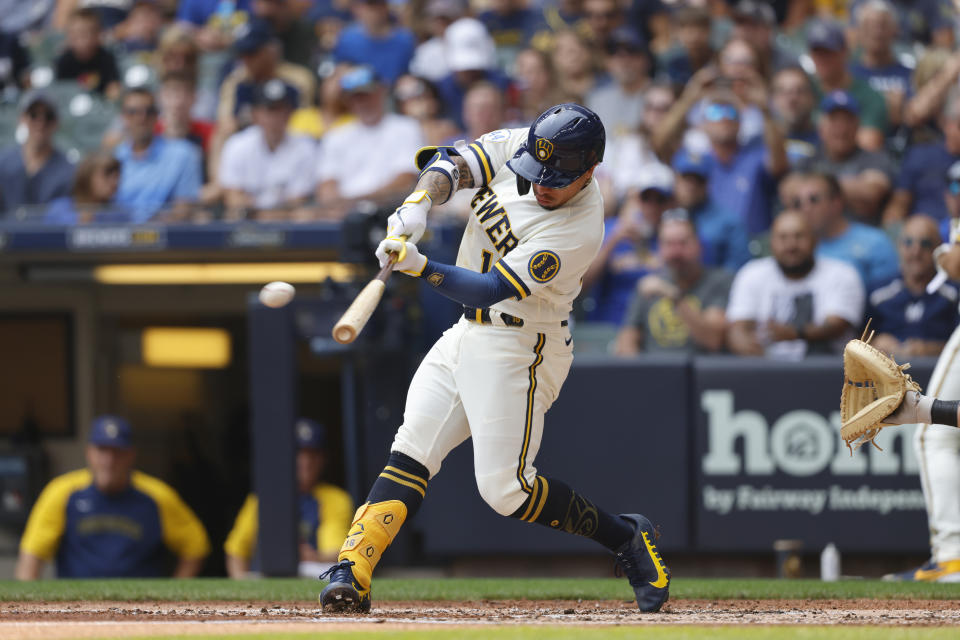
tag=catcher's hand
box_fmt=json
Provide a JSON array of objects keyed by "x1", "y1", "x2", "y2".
[{"x1": 840, "y1": 323, "x2": 922, "y2": 452}]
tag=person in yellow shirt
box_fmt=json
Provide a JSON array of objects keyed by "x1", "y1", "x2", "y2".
[
  {"x1": 16, "y1": 416, "x2": 210, "y2": 579},
  {"x1": 224, "y1": 419, "x2": 353, "y2": 578}
]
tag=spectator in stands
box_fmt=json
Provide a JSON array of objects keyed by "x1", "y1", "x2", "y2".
[
  {"x1": 806, "y1": 18, "x2": 887, "y2": 151},
  {"x1": 16, "y1": 415, "x2": 210, "y2": 579},
  {"x1": 730, "y1": 0, "x2": 798, "y2": 76},
  {"x1": 673, "y1": 155, "x2": 752, "y2": 271},
  {"x1": 849, "y1": 0, "x2": 955, "y2": 49},
  {"x1": 409, "y1": 0, "x2": 465, "y2": 83},
  {"x1": 726, "y1": 210, "x2": 864, "y2": 359},
  {"x1": 0, "y1": 0, "x2": 55, "y2": 35},
  {"x1": 437, "y1": 18, "x2": 510, "y2": 128},
  {"x1": 507, "y1": 48, "x2": 565, "y2": 124},
  {"x1": 333, "y1": 0, "x2": 414, "y2": 85},
  {"x1": 868, "y1": 215, "x2": 959, "y2": 359},
  {"x1": 885, "y1": 97, "x2": 960, "y2": 224},
  {"x1": 904, "y1": 48, "x2": 960, "y2": 132},
  {"x1": 850, "y1": 0, "x2": 911, "y2": 129},
  {"x1": 315, "y1": 67, "x2": 422, "y2": 219},
  {"x1": 614, "y1": 212, "x2": 733, "y2": 355},
  {"x1": 115, "y1": 0, "x2": 166, "y2": 55},
  {"x1": 394, "y1": 74, "x2": 457, "y2": 146},
  {"x1": 157, "y1": 71, "x2": 213, "y2": 156},
  {"x1": 526, "y1": 0, "x2": 586, "y2": 52},
  {"x1": 53, "y1": 0, "x2": 132, "y2": 33},
  {"x1": 288, "y1": 66, "x2": 355, "y2": 141},
  {"x1": 598, "y1": 81, "x2": 675, "y2": 214},
  {"x1": 583, "y1": 163, "x2": 674, "y2": 325},
  {"x1": 114, "y1": 87, "x2": 202, "y2": 222},
  {"x1": 667, "y1": 88, "x2": 789, "y2": 235},
  {"x1": 804, "y1": 90, "x2": 896, "y2": 224},
  {"x1": 251, "y1": 0, "x2": 318, "y2": 69},
  {"x1": 771, "y1": 66, "x2": 819, "y2": 168},
  {"x1": 219, "y1": 79, "x2": 317, "y2": 218},
  {"x1": 55, "y1": 8, "x2": 121, "y2": 98},
  {"x1": 224, "y1": 419, "x2": 353, "y2": 577},
  {"x1": 177, "y1": 0, "x2": 251, "y2": 52},
  {"x1": 0, "y1": 29, "x2": 30, "y2": 93},
  {"x1": 45, "y1": 151, "x2": 128, "y2": 224},
  {"x1": 550, "y1": 28, "x2": 599, "y2": 103},
  {"x1": 586, "y1": 27, "x2": 651, "y2": 138},
  {"x1": 791, "y1": 171, "x2": 898, "y2": 290},
  {"x1": 216, "y1": 20, "x2": 316, "y2": 140},
  {"x1": 659, "y1": 6, "x2": 712, "y2": 87},
  {"x1": 477, "y1": 0, "x2": 531, "y2": 63},
  {"x1": 461, "y1": 82, "x2": 506, "y2": 142},
  {"x1": 583, "y1": 0, "x2": 625, "y2": 48},
  {"x1": 0, "y1": 92, "x2": 74, "y2": 216}
]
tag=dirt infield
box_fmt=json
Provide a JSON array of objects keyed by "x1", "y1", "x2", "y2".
[{"x1": 3, "y1": 599, "x2": 960, "y2": 637}]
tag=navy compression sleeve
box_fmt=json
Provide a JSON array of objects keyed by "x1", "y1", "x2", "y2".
[{"x1": 418, "y1": 260, "x2": 516, "y2": 308}]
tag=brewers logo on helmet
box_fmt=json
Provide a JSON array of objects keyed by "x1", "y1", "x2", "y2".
[{"x1": 535, "y1": 138, "x2": 554, "y2": 161}]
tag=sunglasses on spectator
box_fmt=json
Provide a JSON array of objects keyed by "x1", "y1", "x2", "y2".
[
  {"x1": 123, "y1": 106, "x2": 158, "y2": 117},
  {"x1": 587, "y1": 10, "x2": 618, "y2": 19},
  {"x1": 640, "y1": 190, "x2": 669, "y2": 203},
  {"x1": 899, "y1": 236, "x2": 936, "y2": 250},
  {"x1": 791, "y1": 193, "x2": 825, "y2": 208},
  {"x1": 949, "y1": 180, "x2": 960, "y2": 195},
  {"x1": 646, "y1": 100, "x2": 672, "y2": 113},
  {"x1": 704, "y1": 103, "x2": 739, "y2": 122},
  {"x1": 27, "y1": 108, "x2": 56, "y2": 123}
]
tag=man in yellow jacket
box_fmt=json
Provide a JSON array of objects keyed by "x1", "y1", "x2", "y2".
[{"x1": 224, "y1": 419, "x2": 353, "y2": 578}]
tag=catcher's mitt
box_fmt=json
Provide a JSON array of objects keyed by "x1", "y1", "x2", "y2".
[{"x1": 840, "y1": 323, "x2": 921, "y2": 452}]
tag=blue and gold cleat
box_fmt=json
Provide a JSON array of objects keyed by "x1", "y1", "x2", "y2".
[
  {"x1": 615, "y1": 514, "x2": 670, "y2": 612},
  {"x1": 883, "y1": 559, "x2": 960, "y2": 582},
  {"x1": 319, "y1": 560, "x2": 372, "y2": 613}
]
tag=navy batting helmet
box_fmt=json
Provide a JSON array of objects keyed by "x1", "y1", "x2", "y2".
[{"x1": 506, "y1": 103, "x2": 605, "y2": 195}]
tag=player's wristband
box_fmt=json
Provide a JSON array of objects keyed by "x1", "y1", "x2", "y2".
[{"x1": 418, "y1": 149, "x2": 460, "y2": 204}]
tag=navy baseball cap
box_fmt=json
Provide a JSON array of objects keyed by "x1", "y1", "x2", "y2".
[
  {"x1": 89, "y1": 415, "x2": 133, "y2": 449},
  {"x1": 807, "y1": 19, "x2": 846, "y2": 52},
  {"x1": 233, "y1": 20, "x2": 275, "y2": 55},
  {"x1": 820, "y1": 90, "x2": 859, "y2": 116},
  {"x1": 606, "y1": 27, "x2": 649, "y2": 56},
  {"x1": 733, "y1": 0, "x2": 775, "y2": 26},
  {"x1": 674, "y1": 154, "x2": 709, "y2": 180},
  {"x1": 296, "y1": 418, "x2": 327, "y2": 450},
  {"x1": 253, "y1": 78, "x2": 297, "y2": 107},
  {"x1": 19, "y1": 89, "x2": 57, "y2": 118}
]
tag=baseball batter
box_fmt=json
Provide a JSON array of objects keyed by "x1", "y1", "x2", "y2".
[{"x1": 319, "y1": 104, "x2": 669, "y2": 613}]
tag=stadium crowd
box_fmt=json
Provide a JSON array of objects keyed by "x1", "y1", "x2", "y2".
[{"x1": 1, "y1": 0, "x2": 959, "y2": 357}]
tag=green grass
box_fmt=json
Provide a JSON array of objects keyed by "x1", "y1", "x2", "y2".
[
  {"x1": 3, "y1": 578, "x2": 960, "y2": 602},
  {"x1": 97, "y1": 630, "x2": 960, "y2": 640}
]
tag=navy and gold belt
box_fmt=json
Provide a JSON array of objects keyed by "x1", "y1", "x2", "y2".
[{"x1": 463, "y1": 306, "x2": 568, "y2": 328}]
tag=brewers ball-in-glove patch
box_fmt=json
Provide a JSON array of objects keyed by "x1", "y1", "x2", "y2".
[{"x1": 840, "y1": 323, "x2": 921, "y2": 452}]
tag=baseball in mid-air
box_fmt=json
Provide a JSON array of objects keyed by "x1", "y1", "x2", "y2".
[{"x1": 259, "y1": 281, "x2": 296, "y2": 308}]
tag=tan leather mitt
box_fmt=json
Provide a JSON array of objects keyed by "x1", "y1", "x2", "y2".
[{"x1": 840, "y1": 327, "x2": 921, "y2": 452}]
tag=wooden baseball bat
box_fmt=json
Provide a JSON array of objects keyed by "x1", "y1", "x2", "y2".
[{"x1": 331, "y1": 246, "x2": 401, "y2": 345}]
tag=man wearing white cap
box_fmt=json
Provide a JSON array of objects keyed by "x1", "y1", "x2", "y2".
[{"x1": 435, "y1": 18, "x2": 511, "y2": 129}]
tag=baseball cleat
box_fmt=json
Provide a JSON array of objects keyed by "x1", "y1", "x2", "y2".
[
  {"x1": 319, "y1": 560, "x2": 371, "y2": 613},
  {"x1": 882, "y1": 558, "x2": 960, "y2": 582},
  {"x1": 614, "y1": 514, "x2": 670, "y2": 613}
]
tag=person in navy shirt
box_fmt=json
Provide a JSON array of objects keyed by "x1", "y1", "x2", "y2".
[
  {"x1": 849, "y1": 0, "x2": 913, "y2": 129},
  {"x1": 16, "y1": 416, "x2": 210, "y2": 579},
  {"x1": 868, "y1": 215, "x2": 959, "y2": 358},
  {"x1": 793, "y1": 170, "x2": 899, "y2": 291},
  {"x1": 333, "y1": 0, "x2": 414, "y2": 85},
  {"x1": 884, "y1": 98, "x2": 960, "y2": 224},
  {"x1": 673, "y1": 154, "x2": 752, "y2": 271}
]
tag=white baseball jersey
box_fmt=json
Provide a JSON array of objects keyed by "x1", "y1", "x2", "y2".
[{"x1": 454, "y1": 128, "x2": 605, "y2": 324}]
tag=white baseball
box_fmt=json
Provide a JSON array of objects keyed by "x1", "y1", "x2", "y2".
[{"x1": 259, "y1": 281, "x2": 296, "y2": 308}]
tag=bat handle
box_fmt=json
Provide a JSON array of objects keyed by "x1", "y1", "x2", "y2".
[{"x1": 375, "y1": 234, "x2": 408, "y2": 282}]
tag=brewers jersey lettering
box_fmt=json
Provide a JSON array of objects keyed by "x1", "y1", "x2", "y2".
[
  {"x1": 455, "y1": 128, "x2": 605, "y2": 324},
  {"x1": 392, "y1": 127, "x2": 604, "y2": 515},
  {"x1": 20, "y1": 469, "x2": 210, "y2": 578}
]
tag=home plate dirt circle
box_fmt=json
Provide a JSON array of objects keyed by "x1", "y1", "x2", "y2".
[{"x1": 3, "y1": 599, "x2": 960, "y2": 638}]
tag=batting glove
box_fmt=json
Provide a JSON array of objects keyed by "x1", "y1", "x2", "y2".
[
  {"x1": 376, "y1": 236, "x2": 427, "y2": 276},
  {"x1": 386, "y1": 191, "x2": 431, "y2": 244}
]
